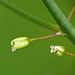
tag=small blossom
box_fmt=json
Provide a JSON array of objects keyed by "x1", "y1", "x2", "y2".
[
  {"x1": 50, "y1": 45, "x2": 65, "y2": 56},
  {"x1": 11, "y1": 37, "x2": 30, "y2": 52}
]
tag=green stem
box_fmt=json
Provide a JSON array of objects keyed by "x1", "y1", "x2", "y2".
[
  {"x1": 0, "y1": 0, "x2": 60, "y2": 32},
  {"x1": 42, "y1": 0, "x2": 75, "y2": 44}
]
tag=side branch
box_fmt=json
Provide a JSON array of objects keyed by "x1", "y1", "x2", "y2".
[
  {"x1": 68, "y1": 6, "x2": 75, "y2": 20},
  {"x1": 0, "y1": 0, "x2": 60, "y2": 32}
]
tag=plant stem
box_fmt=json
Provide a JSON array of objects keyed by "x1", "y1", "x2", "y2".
[
  {"x1": 68, "y1": 6, "x2": 75, "y2": 20},
  {"x1": 30, "y1": 32, "x2": 64, "y2": 42},
  {"x1": 0, "y1": 0, "x2": 60, "y2": 32},
  {"x1": 42, "y1": 0, "x2": 75, "y2": 44},
  {"x1": 65, "y1": 51, "x2": 75, "y2": 56}
]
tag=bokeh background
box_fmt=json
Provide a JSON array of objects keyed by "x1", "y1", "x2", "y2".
[{"x1": 0, "y1": 0, "x2": 75, "y2": 75}]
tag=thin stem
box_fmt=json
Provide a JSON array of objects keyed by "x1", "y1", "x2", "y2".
[
  {"x1": 0, "y1": 0, "x2": 60, "y2": 32},
  {"x1": 30, "y1": 32, "x2": 64, "y2": 42},
  {"x1": 68, "y1": 6, "x2": 75, "y2": 20},
  {"x1": 65, "y1": 51, "x2": 75, "y2": 56},
  {"x1": 42, "y1": 0, "x2": 75, "y2": 45}
]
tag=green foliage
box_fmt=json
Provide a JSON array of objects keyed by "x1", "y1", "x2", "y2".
[{"x1": 0, "y1": 0, "x2": 75, "y2": 75}]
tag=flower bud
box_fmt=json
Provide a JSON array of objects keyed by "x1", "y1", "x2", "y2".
[
  {"x1": 50, "y1": 45, "x2": 65, "y2": 56},
  {"x1": 11, "y1": 37, "x2": 30, "y2": 52}
]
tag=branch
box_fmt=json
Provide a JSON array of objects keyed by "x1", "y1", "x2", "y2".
[
  {"x1": 0, "y1": 0, "x2": 60, "y2": 32},
  {"x1": 30, "y1": 31, "x2": 64, "y2": 42},
  {"x1": 68, "y1": 6, "x2": 75, "y2": 20},
  {"x1": 42, "y1": 0, "x2": 75, "y2": 45}
]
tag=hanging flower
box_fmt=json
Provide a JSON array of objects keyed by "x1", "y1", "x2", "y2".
[
  {"x1": 11, "y1": 37, "x2": 30, "y2": 52},
  {"x1": 50, "y1": 45, "x2": 65, "y2": 56}
]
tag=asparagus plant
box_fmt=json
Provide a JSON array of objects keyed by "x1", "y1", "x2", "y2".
[{"x1": 0, "y1": 0, "x2": 75, "y2": 56}]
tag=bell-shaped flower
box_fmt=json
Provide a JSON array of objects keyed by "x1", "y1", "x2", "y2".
[
  {"x1": 50, "y1": 45, "x2": 65, "y2": 56},
  {"x1": 11, "y1": 37, "x2": 30, "y2": 52}
]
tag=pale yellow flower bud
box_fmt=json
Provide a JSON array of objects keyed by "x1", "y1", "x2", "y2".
[
  {"x1": 11, "y1": 37, "x2": 30, "y2": 52},
  {"x1": 50, "y1": 45, "x2": 65, "y2": 56}
]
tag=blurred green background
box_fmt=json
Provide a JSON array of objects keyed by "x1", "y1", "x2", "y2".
[{"x1": 0, "y1": 0, "x2": 75, "y2": 75}]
